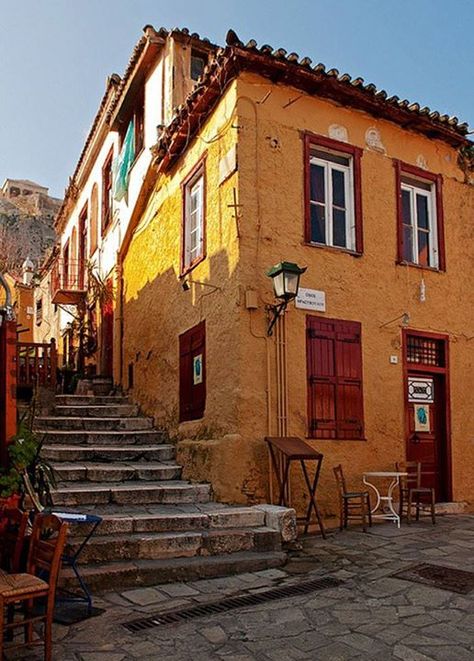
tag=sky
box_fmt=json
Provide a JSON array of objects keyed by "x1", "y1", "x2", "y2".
[{"x1": 0, "y1": 0, "x2": 473, "y2": 199}]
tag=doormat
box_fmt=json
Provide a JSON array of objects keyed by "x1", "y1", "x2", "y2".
[
  {"x1": 393, "y1": 563, "x2": 474, "y2": 595},
  {"x1": 54, "y1": 603, "x2": 105, "y2": 625}
]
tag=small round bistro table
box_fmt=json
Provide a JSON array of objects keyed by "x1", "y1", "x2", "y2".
[{"x1": 362, "y1": 471, "x2": 408, "y2": 529}]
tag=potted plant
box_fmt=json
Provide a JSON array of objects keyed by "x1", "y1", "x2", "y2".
[
  {"x1": 0, "y1": 408, "x2": 56, "y2": 523},
  {"x1": 0, "y1": 465, "x2": 22, "y2": 532},
  {"x1": 7, "y1": 422, "x2": 56, "y2": 513}
]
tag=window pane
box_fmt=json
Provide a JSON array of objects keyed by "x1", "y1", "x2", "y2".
[
  {"x1": 416, "y1": 194, "x2": 429, "y2": 230},
  {"x1": 333, "y1": 209, "x2": 346, "y2": 247},
  {"x1": 310, "y1": 164, "x2": 325, "y2": 203},
  {"x1": 418, "y1": 230, "x2": 429, "y2": 266},
  {"x1": 403, "y1": 225, "x2": 414, "y2": 262},
  {"x1": 310, "y1": 204, "x2": 326, "y2": 243},
  {"x1": 402, "y1": 189, "x2": 412, "y2": 225},
  {"x1": 332, "y1": 169, "x2": 346, "y2": 208}
]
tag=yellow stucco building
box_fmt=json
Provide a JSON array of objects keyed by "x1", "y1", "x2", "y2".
[{"x1": 118, "y1": 33, "x2": 474, "y2": 521}]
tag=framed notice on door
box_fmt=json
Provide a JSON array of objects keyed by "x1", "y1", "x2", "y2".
[
  {"x1": 414, "y1": 404, "x2": 430, "y2": 432},
  {"x1": 408, "y1": 377, "x2": 434, "y2": 403}
]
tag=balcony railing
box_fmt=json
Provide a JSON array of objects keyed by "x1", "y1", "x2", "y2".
[
  {"x1": 51, "y1": 259, "x2": 86, "y2": 305},
  {"x1": 17, "y1": 340, "x2": 57, "y2": 389}
]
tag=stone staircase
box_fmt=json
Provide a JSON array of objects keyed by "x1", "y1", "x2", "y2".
[{"x1": 37, "y1": 394, "x2": 291, "y2": 592}]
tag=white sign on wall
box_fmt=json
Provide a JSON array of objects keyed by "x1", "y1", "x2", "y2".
[{"x1": 295, "y1": 288, "x2": 326, "y2": 312}]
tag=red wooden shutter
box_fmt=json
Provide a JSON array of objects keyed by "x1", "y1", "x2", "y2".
[
  {"x1": 179, "y1": 321, "x2": 206, "y2": 422},
  {"x1": 307, "y1": 317, "x2": 364, "y2": 439},
  {"x1": 334, "y1": 321, "x2": 364, "y2": 439},
  {"x1": 307, "y1": 318, "x2": 337, "y2": 438}
]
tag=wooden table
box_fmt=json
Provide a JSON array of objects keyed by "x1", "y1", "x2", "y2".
[{"x1": 265, "y1": 437, "x2": 326, "y2": 538}]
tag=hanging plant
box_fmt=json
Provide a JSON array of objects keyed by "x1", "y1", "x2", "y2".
[{"x1": 457, "y1": 144, "x2": 474, "y2": 183}]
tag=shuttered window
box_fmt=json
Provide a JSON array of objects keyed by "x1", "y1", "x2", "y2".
[
  {"x1": 306, "y1": 316, "x2": 364, "y2": 440},
  {"x1": 179, "y1": 321, "x2": 206, "y2": 422}
]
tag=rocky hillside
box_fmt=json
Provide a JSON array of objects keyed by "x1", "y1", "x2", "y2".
[{"x1": 0, "y1": 182, "x2": 61, "y2": 275}]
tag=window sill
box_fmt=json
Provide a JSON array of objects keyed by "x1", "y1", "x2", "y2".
[
  {"x1": 180, "y1": 254, "x2": 206, "y2": 278},
  {"x1": 304, "y1": 241, "x2": 362, "y2": 258},
  {"x1": 396, "y1": 260, "x2": 444, "y2": 274}
]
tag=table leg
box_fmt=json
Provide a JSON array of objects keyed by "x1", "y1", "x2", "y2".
[
  {"x1": 300, "y1": 460, "x2": 326, "y2": 538},
  {"x1": 269, "y1": 445, "x2": 290, "y2": 507},
  {"x1": 363, "y1": 476, "x2": 381, "y2": 515},
  {"x1": 386, "y1": 476, "x2": 401, "y2": 528}
]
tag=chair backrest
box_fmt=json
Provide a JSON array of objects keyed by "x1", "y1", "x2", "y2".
[
  {"x1": 396, "y1": 461, "x2": 421, "y2": 489},
  {"x1": 0, "y1": 508, "x2": 29, "y2": 573},
  {"x1": 27, "y1": 513, "x2": 68, "y2": 596},
  {"x1": 333, "y1": 464, "x2": 347, "y2": 497}
]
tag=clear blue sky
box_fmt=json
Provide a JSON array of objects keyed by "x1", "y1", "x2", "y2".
[{"x1": 1, "y1": 0, "x2": 472, "y2": 199}]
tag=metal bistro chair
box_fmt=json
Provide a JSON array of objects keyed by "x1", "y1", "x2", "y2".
[
  {"x1": 0, "y1": 513, "x2": 68, "y2": 661},
  {"x1": 333, "y1": 464, "x2": 372, "y2": 532},
  {"x1": 396, "y1": 461, "x2": 436, "y2": 525},
  {"x1": 0, "y1": 508, "x2": 29, "y2": 575}
]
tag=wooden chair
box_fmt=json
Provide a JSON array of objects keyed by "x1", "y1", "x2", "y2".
[
  {"x1": 396, "y1": 461, "x2": 436, "y2": 524},
  {"x1": 333, "y1": 464, "x2": 372, "y2": 532},
  {"x1": 0, "y1": 508, "x2": 29, "y2": 575},
  {"x1": 0, "y1": 512, "x2": 68, "y2": 661}
]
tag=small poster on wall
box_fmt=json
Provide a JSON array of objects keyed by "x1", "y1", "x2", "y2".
[
  {"x1": 193, "y1": 354, "x2": 203, "y2": 385},
  {"x1": 414, "y1": 404, "x2": 430, "y2": 432}
]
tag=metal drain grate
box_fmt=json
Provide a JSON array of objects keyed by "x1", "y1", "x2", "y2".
[
  {"x1": 394, "y1": 563, "x2": 474, "y2": 595},
  {"x1": 122, "y1": 576, "x2": 342, "y2": 633}
]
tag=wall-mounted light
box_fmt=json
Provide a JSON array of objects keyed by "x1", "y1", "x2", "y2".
[{"x1": 266, "y1": 261, "x2": 306, "y2": 336}]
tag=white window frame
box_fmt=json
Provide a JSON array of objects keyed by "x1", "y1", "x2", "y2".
[
  {"x1": 309, "y1": 150, "x2": 355, "y2": 251},
  {"x1": 183, "y1": 172, "x2": 204, "y2": 270},
  {"x1": 401, "y1": 179, "x2": 438, "y2": 269}
]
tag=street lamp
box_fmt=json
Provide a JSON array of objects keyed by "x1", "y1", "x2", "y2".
[{"x1": 266, "y1": 261, "x2": 306, "y2": 335}]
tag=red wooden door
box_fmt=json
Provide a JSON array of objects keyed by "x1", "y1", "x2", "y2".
[
  {"x1": 406, "y1": 373, "x2": 447, "y2": 501},
  {"x1": 101, "y1": 298, "x2": 114, "y2": 378},
  {"x1": 179, "y1": 321, "x2": 206, "y2": 422}
]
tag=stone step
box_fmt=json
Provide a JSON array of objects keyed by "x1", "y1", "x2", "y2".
[
  {"x1": 51, "y1": 481, "x2": 211, "y2": 506},
  {"x1": 52, "y1": 462, "x2": 182, "y2": 483},
  {"x1": 37, "y1": 430, "x2": 166, "y2": 446},
  {"x1": 42, "y1": 444, "x2": 176, "y2": 463},
  {"x1": 435, "y1": 501, "x2": 469, "y2": 515},
  {"x1": 54, "y1": 404, "x2": 139, "y2": 418},
  {"x1": 55, "y1": 395, "x2": 130, "y2": 406},
  {"x1": 58, "y1": 505, "x2": 266, "y2": 537},
  {"x1": 65, "y1": 527, "x2": 281, "y2": 563},
  {"x1": 59, "y1": 551, "x2": 287, "y2": 592},
  {"x1": 36, "y1": 416, "x2": 154, "y2": 431}
]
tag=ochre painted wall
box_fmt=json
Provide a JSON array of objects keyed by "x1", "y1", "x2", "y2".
[
  {"x1": 122, "y1": 71, "x2": 474, "y2": 521},
  {"x1": 122, "y1": 82, "x2": 245, "y2": 439},
  {"x1": 233, "y1": 72, "x2": 474, "y2": 518}
]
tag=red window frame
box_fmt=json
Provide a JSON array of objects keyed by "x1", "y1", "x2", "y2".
[
  {"x1": 179, "y1": 321, "x2": 206, "y2": 422},
  {"x1": 303, "y1": 132, "x2": 363, "y2": 255},
  {"x1": 306, "y1": 315, "x2": 364, "y2": 440},
  {"x1": 89, "y1": 183, "x2": 99, "y2": 256},
  {"x1": 118, "y1": 87, "x2": 145, "y2": 159},
  {"x1": 181, "y1": 155, "x2": 207, "y2": 276},
  {"x1": 394, "y1": 160, "x2": 445, "y2": 271},
  {"x1": 101, "y1": 149, "x2": 114, "y2": 235}
]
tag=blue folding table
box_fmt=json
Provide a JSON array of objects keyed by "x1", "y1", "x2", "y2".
[{"x1": 51, "y1": 511, "x2": 102, "y2": 615}]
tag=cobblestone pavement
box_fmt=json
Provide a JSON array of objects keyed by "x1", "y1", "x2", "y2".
[{"x1": 7, "y1": 515, "x2": 474, "y2": 660}]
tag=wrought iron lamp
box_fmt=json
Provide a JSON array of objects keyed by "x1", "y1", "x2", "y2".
[{"x1": 266, "y1": 261, "x2": 306, "y2": 335}]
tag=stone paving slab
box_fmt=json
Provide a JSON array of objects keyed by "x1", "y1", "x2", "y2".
[{"x1": 3, "y1": 515, "x2": 474, "y2": 660}]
